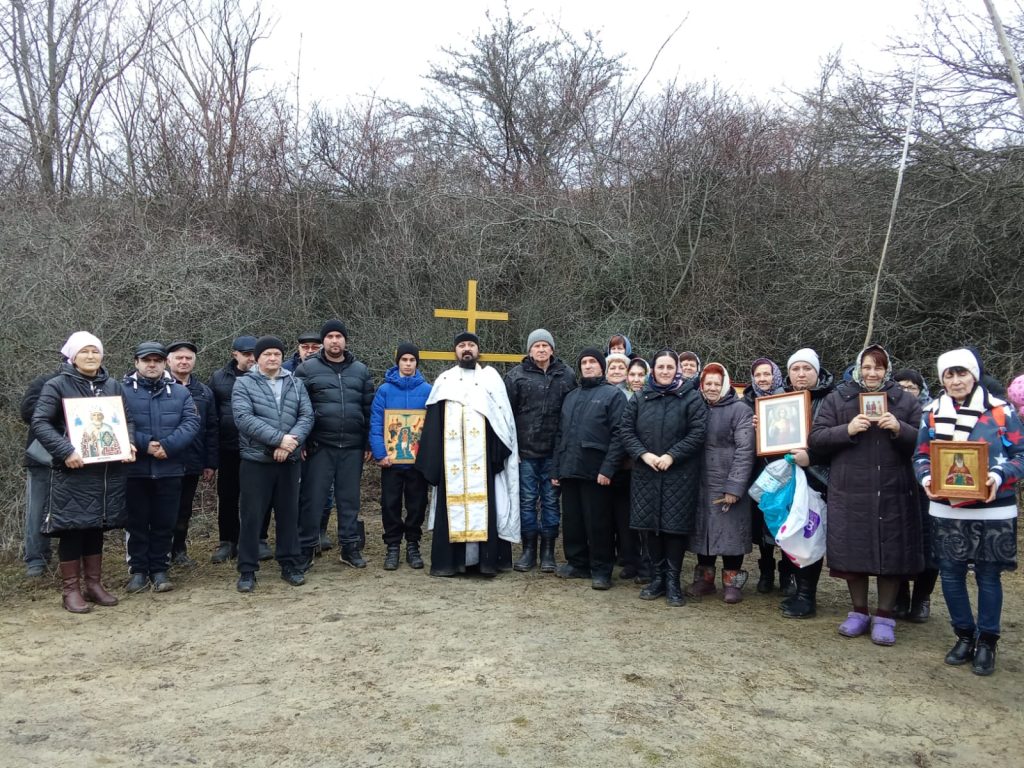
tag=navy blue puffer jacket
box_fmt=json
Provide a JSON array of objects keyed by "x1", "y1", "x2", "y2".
[{"x1": 122, "y1": 372, "x2": 201, "y2": 479}]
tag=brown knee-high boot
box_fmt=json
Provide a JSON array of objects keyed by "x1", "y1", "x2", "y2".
[
  {"x1": 60, "y1": 560, "x2": 91, "y2": 614},
  {"x1": 82, "y1": 553, "x2": 119, "y2": 606}
]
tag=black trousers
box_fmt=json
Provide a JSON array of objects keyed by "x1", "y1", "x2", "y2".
[
  {"x1": 380, "y1": 467, "x2": 427, "y2": 546},
  {"x1": 126, "y1": 477, "x2": 182, "y2": 575},
  {"x1": 298, "y1": 445, "x2": 363, "y2": 552},
  {"x1": 216, "y1": 449, "x2": 241, "y2": 543},
  {"x1": 647, "y1": 531, "x2": 687, "y2": 570},
  {"x1": 238, "y1": 459, "x2": 301, "y2": 573},
  {"x1": 610, "y1": 471, "x2": 638, "y2": 568},
  {"x1": 57, "y1": 528, "x2": 104, "y2": 561},
  {"x1": 560, "y1": 478, "x2": 615, "y2": 578},
  {"x1": 172, "y1": 473, "x2": 202, "y2": 556}
]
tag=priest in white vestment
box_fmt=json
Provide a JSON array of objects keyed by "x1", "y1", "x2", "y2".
[{"x1": 415, "y1": 332, "x2": 520, "y2": 576}]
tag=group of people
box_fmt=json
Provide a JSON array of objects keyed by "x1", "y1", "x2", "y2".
[{"x1": 20, "y1": 324, "x2": 1024, "y2": 678}]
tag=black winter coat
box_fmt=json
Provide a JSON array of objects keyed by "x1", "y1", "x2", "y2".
[
  {"x1": 178, "y1": 376, "x2": 219, "y2": 473},
  {"x1": 809, "y1": 380, "x2": 923, "y2": 575},
  {"x1": 295, "y1": 350, "x2": 374, "y2": 449},
  {"x1": 551, "y1": 377, "x2": 627, "y2": 481},
  {"x1": 20, "y1": 369, "x2": 60, "y2": 468},
  {"x1": 122, "y1": 373, "x2": 201, "y2": 479},
  {"x1": 617, "y1": 383, "x2": 708, "y2": 534},
  {"x1": 505, "y1": 356, "x2": 578, "y2": 458},
  {"x1": 209, "y1": 360, "x2": 247, "y2": 452},
  {"x1": 30, "y1": 364, "x2": 134, "y2": 534}
]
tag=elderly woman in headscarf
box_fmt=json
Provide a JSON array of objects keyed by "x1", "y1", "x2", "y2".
[
  {"x1": 742, "y1": 357, "x2": 789, "y2": 594},
  {"x1": 914, "y1": 348, "x2": 1024, "y2": 676},
  {"x1": 808, "y1": 344, "x2": 922, "y2": 646},
  {"x1": 31, "y1": 332, "x2": 136, "y2": 613},
  {"x1": 687, "y1": 363, "x2": 755, "y2": 603},
  {"x1": 616, "y1": 349, "x2": 708, "y2": 606}
]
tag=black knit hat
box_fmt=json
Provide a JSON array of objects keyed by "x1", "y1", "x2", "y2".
[
  {"x1": 893, "y1": 368, "x2": 924, "y2": 389},
  {"x1": 320, "y1": 319, "x2": 348, "y2": 341},
  {"x1": 454, "y1": 331, "x2": 480, "y2": 347},
  {"x1": 395, "y1": 342, "x2": 420, "y2": 364},
  {"x1": 578, "y1": 347, "x2": 606, "y2": 374},
  {"x1": 254, "y1": 336, "x2": 285, "y2": 360}
]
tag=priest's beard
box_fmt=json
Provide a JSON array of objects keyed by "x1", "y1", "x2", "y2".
[{"x1": 458, "y1": 355, "x2": 478, "y2": 369}]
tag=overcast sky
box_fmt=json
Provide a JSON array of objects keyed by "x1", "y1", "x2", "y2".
[{"x1": 257, "y1": 1, "x2": 932, "y2": 109}]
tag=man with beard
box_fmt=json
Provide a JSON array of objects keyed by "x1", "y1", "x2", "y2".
[{"x1": 415, "y1": 332, "x2": 520, "y2": 576}]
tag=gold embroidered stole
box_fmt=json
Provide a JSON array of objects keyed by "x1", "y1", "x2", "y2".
[{"x1": 443, "y1": 401, "x2": 489, "y2": 542}]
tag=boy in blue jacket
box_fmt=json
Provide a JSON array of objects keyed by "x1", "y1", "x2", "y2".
[{"x1": 370, "y1": 343, "x2": 432, "y2": 570}]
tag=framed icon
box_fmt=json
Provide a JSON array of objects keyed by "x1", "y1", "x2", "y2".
[
  {"x1": 63, "y1": 396, "x2": 133, "y2": 464},
  {"x1": 929, "y1": 440, "x2": 989, "y2": 501},
  {"x1": 859, "y1": 392, "x2": 888, "y2": 420},
  {"x1": 755, "y1": 390, "x2": 811, "y2": 457},
  {"x1": 384, "y1": 409, "x2": 426, "y2": 464}
]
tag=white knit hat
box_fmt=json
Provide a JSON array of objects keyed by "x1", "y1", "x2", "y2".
[
  {"x1": 787, "y1": 348, "x2": 820, "y2": 375},
  {"x1": 937, "y1": 348, "x2": 980, "y2": 382}
]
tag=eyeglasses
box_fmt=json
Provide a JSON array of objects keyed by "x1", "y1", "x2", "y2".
[{"x1": 898, "y1": 383, "x2": 920, "y2": 393}]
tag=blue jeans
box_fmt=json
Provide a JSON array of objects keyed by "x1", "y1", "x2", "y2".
[
  {"x1": 938, "y1": 559, "x2": 1004, "y2": 636},
  {"x1": 24, "y1": 467, "x2": 52, "y2": 568},
  {"x1": 518, "y1": 456, "x2": 560, "y2": 538}
]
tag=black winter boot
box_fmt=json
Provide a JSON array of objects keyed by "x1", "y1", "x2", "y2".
[
  {"x1": 756, "y1": 556, "x2": 775, "y2": 594},
  {"x1": 639, "y1": 561, "x2": 667, "y2": 601},
  {"x1": 514, "y1": 535, "x2": 538, "y2": 572},
  {"x1": 405, "y1": 541, "x2": 424, "y2": 569},
  {"x1": 944, "y1": 627, "x2": 976, "y2": 666},
  {"x1": 781, "y1": 576, "x2": 817, "y2": 618},
  {"x1": 539, "y1": 536, "x2": 558, "y2": 573},
  {"x1": 972, "y1": 632, "x2": 998, "y2": 676},
  {"x1": 383, "y1": 544, "x2": 400, "y2": 571},
  {"x1": 665, "y1": 560, "x2": 686, "y2": 607}
]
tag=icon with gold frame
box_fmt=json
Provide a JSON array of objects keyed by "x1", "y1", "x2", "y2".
[{"x1": 929, "y1": 440, "x2": 989, "y2": 501}]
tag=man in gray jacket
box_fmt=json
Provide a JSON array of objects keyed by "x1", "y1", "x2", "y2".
[{"x1": 232, "y1": 336, "x2": 314, "y2": 592}]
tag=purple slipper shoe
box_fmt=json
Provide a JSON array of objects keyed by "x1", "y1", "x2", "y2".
[{"x1": 838, "y1": 612, "x2": 871, "y2": 638}]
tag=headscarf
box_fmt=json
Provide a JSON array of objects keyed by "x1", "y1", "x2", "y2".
[
  {"x1": 852, "y1": 344, "x2": 891, "y2": 392},
  {"x1": 61, "y1": 331, "x2": 104, "y2": 363},
  {"x1": 749, "y1": 357, "x2": 784, "y2": 398},
  {"x1": 700, "y1": 362, "x2": 733, "y2": 405},
  {"x1": 606, "y1": 333, "x2": 632, "y2": 357},
  {"x1": 649, "y1": 349, "x2": 684, "y2": 393}
]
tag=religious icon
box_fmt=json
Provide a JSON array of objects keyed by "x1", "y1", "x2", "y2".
[
  {"x1": 755, "y1": 391, "x2": 811, "y2": 456},
  {"x1": 929, "y1": 440, "x2": 989, "y2": 501},
  {"x1": 859, "y1": 392, "x2": 888, "y2": 420},
  {"x1": 384, "y1": 409, "x2": 426, "y2": 464},
  {"x1": 63, "y1": 396, "x2": 133, "y2": 464}
]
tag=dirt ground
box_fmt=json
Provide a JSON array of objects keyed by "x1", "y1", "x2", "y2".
[{"x1": 2, "y1": 512, "x2": 1022, "y2": 768}]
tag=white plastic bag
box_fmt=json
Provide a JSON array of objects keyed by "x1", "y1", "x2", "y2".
[{"x1": 775, "y1": 466, "x2": 827, "y2": 568}]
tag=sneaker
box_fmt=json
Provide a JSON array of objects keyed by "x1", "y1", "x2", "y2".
[
  {"x1": 318, "y1": 531, "x2": 334, "y2": 551},
  {"x1": 383, "y1": 546, "x2": 400, "y2": 571},
  {"x1": 126, "y1": 572, "x2": 150, "y2": 593},
  {"x1": 406, "y1": 542, "x2": 425, "y2": 569},
  {"x1": 340, "y1": 546, "x2": 367, "y2": 568},
  {"x1": 25, "y1": 562, "x2": 47, "y2": 578},
  {"x1": 838, "y1": 611, "x2": 871, "y2": 638},
  {"x1": 171, "y1": 551, "x2": 196, "y2": 568},
  {"x1": 237, "y1": 572, "x2": 256, "y2": 593},
  {"x1": 151, "y1": 572, "x2": 174, "y2": 593},
  {"x1": 281, "y1": 570, "x2": 305, "y2": 587},
  {"x1": 258, "y1": 540, "x2": 273, "y2": 561},
  {"x1": 870, "y1": 616, "x2": 896, "y2": 646},
  {"x1": 211, "y1": 542, "x2": 235, "y2": 564}
]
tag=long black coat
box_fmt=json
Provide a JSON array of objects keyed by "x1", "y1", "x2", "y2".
[
  {"x1": 31, "y1": 364, "x2": 135, "y2": 535},
  {"x1": 808, "y1": 380, "x2": 923, "y2": 575},
  {"x1": 617, "y1": 383, "x2": 708, "y2": 534}
]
